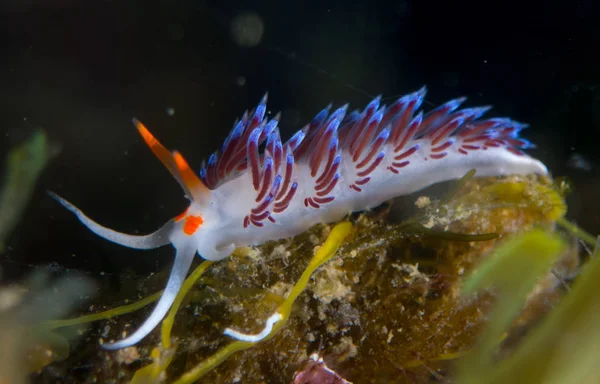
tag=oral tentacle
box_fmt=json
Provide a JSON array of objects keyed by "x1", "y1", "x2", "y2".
[{"x1": 48, "y1": 191, "x2": 172, "y2": 250}]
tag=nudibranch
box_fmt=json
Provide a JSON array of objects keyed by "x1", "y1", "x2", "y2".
[{"x1": 50, "y1": 86, "x2": 548, "y2": 350}]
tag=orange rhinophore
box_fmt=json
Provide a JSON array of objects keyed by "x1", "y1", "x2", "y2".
[
  {"x1": 134, "y1": 119, "x2": 210, "y2": 204},
  {"x1": 172, "y1": 150, "x2": 210, "y2": 202}
]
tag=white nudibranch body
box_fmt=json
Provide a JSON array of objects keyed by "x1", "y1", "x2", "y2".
[{"x1": 50, "y1": 86, "x2": 548, "y2": 349}]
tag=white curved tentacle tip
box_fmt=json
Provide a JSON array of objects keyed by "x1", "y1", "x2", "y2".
[
  {"x1": 224, "y1": 312, "x2": 283, "y2": 342},
  {"x1": 48, "y1": 191, "x2": 72, "y2": 210},
  {"x1": 48, "y1": 191, "x2": 89, "y2": 222},
  {"x1": 100, "y1": 243, "x2": 196, "y2": 350}
]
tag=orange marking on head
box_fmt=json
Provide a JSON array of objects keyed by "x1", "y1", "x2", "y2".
[
  {"x1": 174, "y1": 207, "x2": 189, "y2": 222},
  {"x1": 183, "y1": 215, "x2": 204, "y2": 235}
]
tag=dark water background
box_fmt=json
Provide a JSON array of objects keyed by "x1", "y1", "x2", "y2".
[{"x1": 0, "y1": 0, "x2": 598, "y2": 281}]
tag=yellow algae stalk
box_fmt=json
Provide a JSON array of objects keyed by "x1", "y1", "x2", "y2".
[
  {"x1": 38, "y1": 263, "x2": 214, "y2": 337},
  {"x1": 130, "y1": 260, "x2": 214, "y2": 383},
  {"x1": 38, "y1": 292, "x2": 162, "y2": 331}
]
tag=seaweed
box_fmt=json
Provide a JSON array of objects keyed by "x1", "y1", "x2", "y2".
[
  {"x1": 0, "y1": 272, "x2": 94, "y2": 384},
  {"x1": 0, "y1": 130, "x2": 94, "y2": 384},
  {"x1": 457, "y1": 229, "x2": 567, "y2": 383},
  {"x1": 0, "y1": 130, "x2": 57, "y2": 251},
  {"x1": 457, "y1": 225, "x2": 600, "y2": 383}
]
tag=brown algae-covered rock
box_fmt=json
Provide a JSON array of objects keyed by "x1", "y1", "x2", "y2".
[{"x1": 36, "y1": 174, "x2": 572, "y2": 383}]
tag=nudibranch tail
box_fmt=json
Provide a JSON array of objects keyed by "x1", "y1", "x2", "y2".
[
  {"x1": 134, "y1": 118, "x2": 210, "y2": 205},
  {"x1": 101, "y1": 240, "x2": 196, "y2": 350},
  {"x1": 48, "y1": 192, "x2": 172, "y2": 250}
]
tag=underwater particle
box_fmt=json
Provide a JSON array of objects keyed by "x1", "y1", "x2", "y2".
[
  {"x1": 235, "y1": 76, "x2": 246, "y2": 87},
  {"x1": 566, "y1": 153, "x2": 592, "y2": 171},
  {"x1": 293, "y1": 353, "x2": 352, "y2": 384},
  {"x1": 166, "y1": 107, "x2": 175, "y2": 116},
  {"x1": 230, "y1": 11, "x2": 264, "y2": 47}
]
